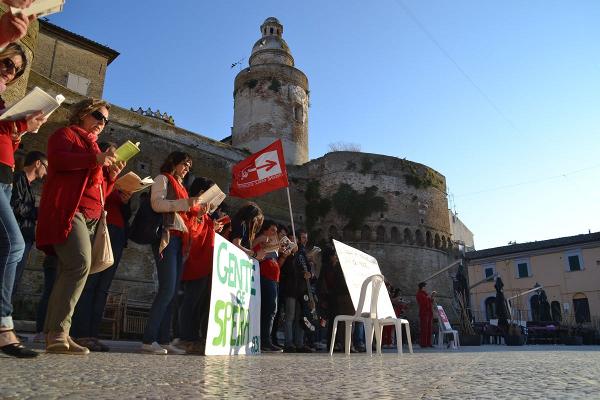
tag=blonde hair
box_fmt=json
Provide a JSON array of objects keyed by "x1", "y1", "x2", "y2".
[
  {"x1": 69, "y1": 98, "x2": 111, "y2": 125},
  {"x1": 0, "y1": 43, "x2": 27, "y2": 85}
]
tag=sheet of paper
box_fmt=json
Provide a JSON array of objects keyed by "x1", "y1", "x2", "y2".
[{"x1": 11, "y1": 0, "x2": 65, "y2": 18}]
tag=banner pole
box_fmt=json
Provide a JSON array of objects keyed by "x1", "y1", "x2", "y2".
[{"x1": 285, "y1": 187, "x2": 297, "y2": 242}]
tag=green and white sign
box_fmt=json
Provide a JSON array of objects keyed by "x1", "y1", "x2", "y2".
[{"x1": 205, "y1": 234, "x2": 261, "y2": 355}]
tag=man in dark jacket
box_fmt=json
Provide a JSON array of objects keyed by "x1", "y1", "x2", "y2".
[{"x1": 11, "y1": 151, "x2": 46, "y2": 295}]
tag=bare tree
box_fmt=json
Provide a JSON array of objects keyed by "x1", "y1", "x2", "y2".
[{"x1": 328, "y1": 141, "x2": 362, "y2": 152}]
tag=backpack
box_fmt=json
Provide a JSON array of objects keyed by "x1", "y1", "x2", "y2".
[{"x1": 128, "y1": 192, "x2": 162, "y2": 245}]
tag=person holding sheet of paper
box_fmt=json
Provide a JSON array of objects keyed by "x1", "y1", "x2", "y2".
[
  {"x1": 416, "y1": 281, "x2": 435, "y2": 348},
  {"x1": 0, "y1": 4, "x2": 35, "y2": 51},
  {"x1": 36, "y1": 98, "x2": 125, "y2": 355},
  {"x1": 0, "y1": 42, "x2": 46, "y2": 358}
]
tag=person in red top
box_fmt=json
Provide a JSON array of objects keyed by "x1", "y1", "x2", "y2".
[
  {"x1": 0, "y1": 43, "x2": 47, "y2": 358},
  {"x1": 177, "y1": 177, "x2": 222, "y2": 354},
  {"x1": 36, "y1": 99, "x2": 125, "y2": 355},
  {"x1": 70, "y1": 142, "x2": 133, "y2": 352},
  {"x1": 416, "y1": 281, "x2": 435, "y2": 348},
  {"x1": 252, "y1": 220, "x2": 283, "y2": 352}
]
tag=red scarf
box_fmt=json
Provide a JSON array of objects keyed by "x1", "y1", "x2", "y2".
[
  {"x1": 70, "y1": 124, "x2": 103, "y2": 186},
  {"x1": 164, "y1": 173, "x2": 193, "y2": 254}
]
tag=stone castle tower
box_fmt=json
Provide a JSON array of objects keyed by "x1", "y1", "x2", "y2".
[{"x1": 232, "y1": 17, "x2": 309, "y2": 165}]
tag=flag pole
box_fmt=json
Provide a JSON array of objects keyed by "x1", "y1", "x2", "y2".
[{"x1": 285, "y1": 187, "x2": 297, "y2": 242}]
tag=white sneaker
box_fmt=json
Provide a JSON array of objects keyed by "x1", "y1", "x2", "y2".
[
  {"x1": 140, "y1": 342, "x2": 167, "y2": 355},
  {"x1": 162, "y1": 343, "x2": 186, "y2": 355}
]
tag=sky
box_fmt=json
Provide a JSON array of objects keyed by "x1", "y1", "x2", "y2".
[{"x1": 46, "y1": 1, "x2": 600, "y2": 250}]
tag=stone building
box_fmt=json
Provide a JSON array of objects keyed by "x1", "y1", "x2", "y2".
[{"x1": 11, "y1": 17, "x2": 462, "y2": 325}]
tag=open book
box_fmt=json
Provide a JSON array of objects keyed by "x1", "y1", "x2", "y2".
[
  {"x1": 11, "y1": 0, "x2": 65, "y2": 18},
  {"x1": 115, "y1": 172, "x2": 153, "y2": 193},
  {"x1": 0, "y1": 87, "x2": 65, "y2": 132},
  {"x1": 198, "y1": 184, "x2": 226, "y2": 214},
  {"x1": 114, "y1": 141, "x2": 140, "y2": 162}
]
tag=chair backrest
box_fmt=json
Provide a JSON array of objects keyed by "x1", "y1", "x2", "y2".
[{"x1": 354, "y1": 274, "x2": 385, "y2": 319}]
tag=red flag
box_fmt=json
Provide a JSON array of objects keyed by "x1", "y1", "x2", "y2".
[{"x1": 229, "y1": 139, "x2": 289, "y2": 198}]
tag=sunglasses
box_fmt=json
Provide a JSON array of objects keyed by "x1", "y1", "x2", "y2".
[
  {"x1": 1, "y1": 58, "x2": 22, "y2": 76},
  {"x1": 90, "y1": 110, "x2": 109, "y2": 124}
]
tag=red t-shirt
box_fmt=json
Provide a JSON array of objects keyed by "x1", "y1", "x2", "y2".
[
  {"x1": 105, "y1": 190, "x2": 125, "y2": 228},
  {"x1": 259, "y1": 258, "x2": 280, "y2": 282},
  {"x1": 182, "y1": 213, "x2": 215, "y2": 281}
]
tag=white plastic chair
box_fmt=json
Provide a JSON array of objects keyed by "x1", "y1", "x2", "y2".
[
  {"x1": 329, "y1": 274, "x2": 384, "y2": 356},
  {"x1": 435, "y1": 305, "x2": 460, "y2": 349},
  {"x1": 374, "y1": 316, "x2": 413, "y2": 355}
]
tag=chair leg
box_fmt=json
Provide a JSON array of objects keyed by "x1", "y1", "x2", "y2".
[
  {"x1": 395, "y1": 322, "x2": 403, "y2": 355},
  {"x1": 438, "y1": 328, "x2": 443, "y2": 348},
  {"x1": 403, "y1": 322, "x2": 413, "y2": 354},
  {"x1": 344, "y1": 321, "x2": 352, "y2": 355},
  {"x1": 330, "y1": 317, "x2": 339, "y2": 356},
  {"x1": 374, "y1": 323, "x2": 383, "y2": 355},
  {"x1": 366, "y1": 321, "x2": 375, "y2": 356}
]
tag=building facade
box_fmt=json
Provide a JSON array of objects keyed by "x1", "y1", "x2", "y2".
[{"x1": 466, "y1": 232, "x2": 600, "y2": 324}]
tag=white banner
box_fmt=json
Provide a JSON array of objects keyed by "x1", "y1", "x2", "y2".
[
  {"x1": 333, "y1": 239, "x2": 396, "y2": 319},
  {"x1": 205, "y1": 234, "x2": 262, "y2": 355}
]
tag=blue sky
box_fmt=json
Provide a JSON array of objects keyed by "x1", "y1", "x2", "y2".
[{"x1": 47, "y1": 1, "x2": 600, "y2": 249}]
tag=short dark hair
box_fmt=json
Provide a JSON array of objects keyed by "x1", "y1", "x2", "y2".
[
  {"x1": 24, "y1": 151, "x2": 47, "y2": 167},
  {"x1": 258, "y1": 219, "x2": 277, "y2": 235},
  {"x1": 160, "y1": 151, "x2": 192, "y2": 174},
  {"x1": 418, "y1": 282, "x2": 427, "y2": 289},
  {"x1": 189, "y1": 177, "x2": 215, "y2": 197}
]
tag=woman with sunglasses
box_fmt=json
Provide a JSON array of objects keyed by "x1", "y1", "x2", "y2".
[
  {"x1": 36, "y1": 98, "x2": 125, "y2": 354},
  {"x1": 0, "y1": 43, "x2": 47, "y2": 358}
]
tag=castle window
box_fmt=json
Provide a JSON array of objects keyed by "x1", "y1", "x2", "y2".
[
  {"x1": 404, "y1": 228, "x2": 413, "y2": 245},
  {"x1": 376, "y1": 226, "x2": 385, "y2": 242},
  {"x1": 425, "y1": 231, "x2": 433, "y2": 247},
  {"x1": 441, "y1": 236, "x2": 447, "y2": 249},
  {"x1": 514, "y1": 259, "x2": 531, "y2": 278},
  {"x1": 66, "y1": 72, "x2": 90, "y2": 96},
  {"x1": 391, "y1": 227, "x2": 400, "y2": 243},
  {"x1": 361, "y1": 225, "x2": 371, "y2": 241},
  {"x1": 415, "y1": 230, "x2": 424, "y2": 246},
  {"x1": 270, "y1": 27, "x2": 274, "y2": 34},
  {"x1": 294, "y1": 105, "x2": 303, "y2": 123},
  {"x1": 434, "y1": 233, "x2": 441, "y2": 249}
]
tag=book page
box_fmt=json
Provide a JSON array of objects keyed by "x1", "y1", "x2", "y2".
[
  {"x1": 0, "y1": 87, "x2": 65, "y2": 122},
  {"x1": 115, "y1": 171, "x2": 154, "y2": 193},
  {"x1": 198, "y1": 184, "x2": 226, "y2": 214},
  {"x1": 11, "y1": 0, "x2": 64, "y2": 18}
]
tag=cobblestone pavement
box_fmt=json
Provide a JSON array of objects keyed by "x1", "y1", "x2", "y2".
[{"x1": 1, "y1": 344, "x2": 599, "y2": 399}]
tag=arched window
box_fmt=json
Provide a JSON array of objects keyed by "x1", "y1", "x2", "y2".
[
  {"x1": 404, "y1": 228, "x2": 413, "y2": 245},
  {"x1": 485, "y1": 296, "x2": 497, "y2": 320},
  {"x1": 573, "y1": 293, "x2": 591, "y2": 323},
  {"x1": 551, "y1": 301, "x2": 562, "y2": 322},
  {"x1": 434, "y1": 233, "x2": 441, "y2": 249},
  {"x1": 328, "y1": 226, "x2": 338, "y2": 240},
  {"x1": 391, "y1": 227, "x2": 400, "y2": 243},
  {"x1": 415, "y1": 230, "x2": 424, "y2": 246},
  {"x1": 425, "y1": 231, "x2": 433, "y2": 247},
  {"x1": 343, "y1": 225, "x2": 355, "y2": 241},
  {"x1": 361, "y1": 225, "x2": 371, "y2": 241},
  {"x1": 376, "y1": 226, "x2": 385, "y2": 242},
  {"x1": 270, "y1": 27, "x2": 274, "y2": 34},
  {"x1": 293, "y1": 104, "x2": 303, "y2": 123},
  {"x1": 441, "y1": 236, "x2": 447, "y2": 249}
]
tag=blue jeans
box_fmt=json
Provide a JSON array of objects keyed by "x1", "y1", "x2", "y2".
[
  {"x1": 71, "y1": 224, "x2": 126, "y2": 338},
  {"x1": 35, "y1": 255, "x2": 58, "y2": 333},
  {"x1": 0, "y1": 183, "x2": 25, "y2": 330},
  {"x1": 143, "y1": 236, "x2": 183, "y2": 344},
  {"x1": 260, "y1": 277, "x2": 278, "y2": 346},
  {"x1": 12, "y1": 240, "x2": 33, "y2": 298}
]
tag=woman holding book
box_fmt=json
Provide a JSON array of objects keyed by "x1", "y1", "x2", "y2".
[
  {"x1": 177, "y1": 177, "x2": 222, "y2": 354},
  {"x1": 36, "y1": 98, "x2": 125, "y2": 354},
  {"x1": 140, "y1": 151, "x2": 203, "y2": 355},
  {"x1": 70, "y1": 142, "x2": 132, "y2": 352},
  {"x1": 0, "y1": 43, "x2": 48, "y2": 358}
]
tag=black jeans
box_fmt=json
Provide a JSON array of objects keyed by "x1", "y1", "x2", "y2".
[
  {"x1": 260, "y1": 277, "x2": 278, "y2": 346},
  {"x1": 178, "y1": 275, "x2": 211, "y2": 342}
]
